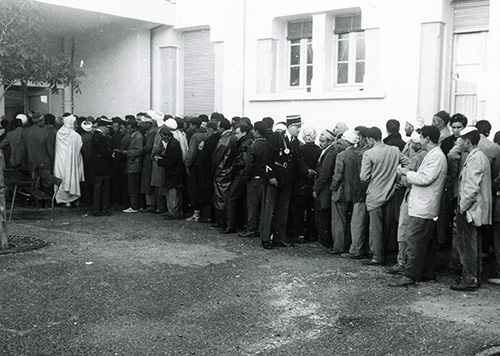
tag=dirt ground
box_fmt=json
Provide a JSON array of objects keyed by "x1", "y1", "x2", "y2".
[{"x1": 1, "y1": 206, "x2": 500, "y2": 356}]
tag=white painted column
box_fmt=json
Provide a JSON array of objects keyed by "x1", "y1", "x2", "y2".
[
  {"x1": 63, "y1": 38, "x2": 74, "y2": 113},
  {"x1": 256, "y1": 38, "x2": 277, "y2": 94},
  {"x1": 213, "y1": 41, "x2": 224, "y2": 113},
  {"x1": 311, "y1": 13, "x2": 327, "y2": 93},
  {"x1": 416, "y1": 22, "x2": 445, "y2": 121}
]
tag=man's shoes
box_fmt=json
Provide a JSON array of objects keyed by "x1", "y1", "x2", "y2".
[
  {"x1": 388, "y1": 276, "x2": 415, "y2": 287},
  {"x1": 261, "y1": 241, "x2": 273, "y2": 250},
  {"x1": 92, "y1": 212, "x2": 103, "y2": 217},
  {"x1": 488, "y1": 278, "x2": 500, "y2": 285},
  {"x1": 123, "y1": 207, "x2": 138, "y2": 213},
  {"x1": 186, "y1": 215, "x2": 199, "y2": 222},
  {"x1": 101, "y1": 211, "x2": 111, "y2": 216},
  {"x1": 272, "y1": 242, "x2": 290, "y2": 248},
  {"x1": 197, "y1": 218, "x2": 211, "y2": 223},
  {"x1": 364, "y1": 259, "x2": 385, "y2": 266},
  {"x1": 164, "y1": 214, "x2": 181, "y2": 220},
  {"x1": 450, "y1": 280, "x2": 479, "y2": 291},
  {"x1": 329, "y1": 249, "x2": 342, "y2": 255},
  {"x1": 385, "y1": 263, "x2": 405, "y2": 275},
  {"x1": 220, "y1": 228, "x2": 237, "y2": 234},
  {"x1": 341, "y1": 253, "x2": 364, "y2": 260},
  {"x1": 152, "y1": 209, "x2": 166, "y2": 214},
  {"x1": 142, "y1": 206, "x2": 156, "y2": 213},
  {"x1": 238, "y1": 231, "x2": 258, "y2": 238}
]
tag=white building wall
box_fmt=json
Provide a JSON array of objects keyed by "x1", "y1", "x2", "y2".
[{"x1": 72, "y1": 23, "x2": 151, "y2": 118}]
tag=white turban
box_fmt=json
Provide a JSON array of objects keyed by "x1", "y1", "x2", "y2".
[
  {"x1": 16, "y1": 114, "x2": 28, "y2": 125},
  {"x1": 81, "y1": 121, "x2": 93, "y2": 132},
  {"x1": 342, "y1": 129, "x2": 359, "y2": 145},
  {"x1": 273, "y1": 123, "x2": 286, "y2": 132},
  {"x1": 165, "y1": 118, "x2": 178, "y2": 130}
]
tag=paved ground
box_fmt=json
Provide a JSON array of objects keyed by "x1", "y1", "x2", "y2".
[{"x1": 1, "y1": 206, "x2": 500, "y2": 356}]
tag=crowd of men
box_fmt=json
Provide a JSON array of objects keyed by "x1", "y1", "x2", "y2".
[{"x1": 1, "y1": 110, "x2": 499, "y2": 292}]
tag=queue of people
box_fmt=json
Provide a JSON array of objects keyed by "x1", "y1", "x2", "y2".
[{"x1": 1, "y1": 109, "x2": 499, "y2": 292}]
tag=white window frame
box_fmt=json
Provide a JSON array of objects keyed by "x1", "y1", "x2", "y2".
[
  {"x1": 288, "y1": 37, "x2": 313, "y2": 91},
  {"x1": 334, "y1": 30, "x2": 365, "y2": 87}
]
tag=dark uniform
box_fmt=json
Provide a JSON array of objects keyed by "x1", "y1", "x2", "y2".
[
  {"x1": 261, "y1": 131, "x2": 308, "y2": 245},
  {"x1": 91, "y1": 129, "x2": 114, "y2": 216}
]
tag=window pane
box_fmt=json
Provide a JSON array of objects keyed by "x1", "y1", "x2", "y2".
[
  {"x1": 307, "y1": 65, "x2": 313, "y2": 86},
  {"x1": 355, "y1": 62, "x2": 365, "y2": 83},
  {"x1": 307, "y1": 43, "x2": 313, "y2": 64},
  {"x1": 338, "y1": 39, "x2": 349, "y2": 61},
  {"x1": 337, "y1": 63, "x2": 348, "y2": 84},
  {"x1": 290, "y1": 67, "x2": 300, "y2": 86},
  {"x1": 356, "y1": 36, "x2": 365, "y2": 60},
  {"x1": 290, "y1": 44, "x2": 300, "y2": 65}
]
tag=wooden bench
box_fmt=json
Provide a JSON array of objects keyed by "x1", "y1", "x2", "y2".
[{"x1": 4, "y1": 169, "x2": 62, "y2": 221}]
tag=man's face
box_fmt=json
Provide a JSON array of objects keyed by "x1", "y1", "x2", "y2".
[
  {"x1": 432, "y1": 116, "x2": 445, "y2": 130},
  {"x1": 319, "y1": 133, "x2": 331, "y2": 150},
  {"x1": 451, "y1": 122, "x2": 465, "y2": 138},
  {"x1": 288, "y1": 124, "x2": 301, "y2": 138},
  {"x1": 235, "y1": 127, "x2": 246, "y2": 140},
  {"x1": 112, "y1": 123, "x2": 120, "y2": 133},
  {"x1": 405, "y1": 122, "x2": 414, "y2": 137},
  {"x1": 411, "y1": 140, "x2": 422, "y2": 152},
  {"x1": 418, "y1": 135, "x2": 428, "y2": 150},
  {"x1": 458, "y1": 137, "x2": 470, "y2": 152}
]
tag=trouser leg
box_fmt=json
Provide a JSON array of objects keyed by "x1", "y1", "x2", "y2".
[
  {"x1": 403, "y1": 216, "x2": 436, "y2": 281},
  {"x1": 261, "y1": 185, "x2": 277, "y2": 242},
  {"x1": 456, "y1": 212, "x2": 481, "y2": 284},
  {"x1": 368, "y1": 207, "x2": 384, "y2": 262},
  {"x1": 349, "y1": 202, "x2": 368, "y2": 256}
]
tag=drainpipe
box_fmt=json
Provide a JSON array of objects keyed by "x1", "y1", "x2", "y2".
[{"x1": 63, "y1": 37, "x2": 74, "y2": 113}]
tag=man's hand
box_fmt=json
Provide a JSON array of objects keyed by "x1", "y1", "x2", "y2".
[
  {"x1": 307, "y1": 169, "x2": 316, "y2": 177},
  {"x1": 312, "y1": 191, "x2": 318, "y2": 199},
  {"x1": 269, "y1": 178, "x2": 278, "y2": 187}
]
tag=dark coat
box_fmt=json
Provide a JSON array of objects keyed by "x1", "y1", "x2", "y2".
[
  {"x1": 21, "y1": 124, "x2": 54, "y2": 171},
  {"x1": 124, "y1": 130, "x2": 144, "y2": 174},
  {"x1": 264, "y1": 132, "x2": 308, "y2": 191},
  {"x1": 157, "y1": 137, "x2": 185, "y2": 189},
  {"x1": 141, "y1": 125, "x2": 158, "y2": 194},
  {"x1": 313, "y1": 144, "x2": 338, "y2": 210},
  {"x1": 212, "y1": 130, "x2": 237, "y2": 210},
  {"x1": 90, "y1": 130, "x2": 114, "y2": 176},
  {"x1": 196, "y1": 132, "x2": 221, "y2": 205},
  {"x1": 383, "y1": 133, "x2": 406, "y2": 152},
  {"x1": 230, "y1": 134, "x2": 253, "y2": 178},
  {"x1": 294, "y1": 142, "x2": 321, "y2": 196},
  {"x1": 331, "y1": 146, "x2": 358, "y2": 202}
]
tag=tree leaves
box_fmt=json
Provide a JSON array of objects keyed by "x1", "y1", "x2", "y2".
[{"x1": 0, "y1": 0, "x2": 83, "y2": 95}]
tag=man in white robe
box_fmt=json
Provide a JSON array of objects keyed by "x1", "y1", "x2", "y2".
[{"x1": 54, "y1": 114, "x2": 84, "y2": 205}]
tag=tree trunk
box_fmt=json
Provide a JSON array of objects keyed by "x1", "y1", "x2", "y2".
[{"x1": 0, "y1": 150, "x2": 8, "y2": 249}]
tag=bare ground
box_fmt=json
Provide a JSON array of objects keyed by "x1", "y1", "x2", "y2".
[{"x1": 1, "y1": 205, "x2": 500, "y2": 356}]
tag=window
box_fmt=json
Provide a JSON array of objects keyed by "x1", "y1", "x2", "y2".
[
  {"x1": 334, "y1": 15, "x2": 365, "y2": 86},
  {"x1": 287, "y1": 20, "x2": 313, "y2": 90}
]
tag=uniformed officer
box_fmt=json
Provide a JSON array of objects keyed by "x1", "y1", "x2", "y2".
[{"x1": 260, "y1": 115, "x2": 313, "y2": 249}]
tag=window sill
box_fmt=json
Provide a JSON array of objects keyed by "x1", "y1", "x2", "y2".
[{"x1": 248, "y1": 90, "x2": 385, "y2": 102}]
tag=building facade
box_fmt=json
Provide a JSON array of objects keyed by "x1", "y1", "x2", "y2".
[{"x1": 2, "y1": 0, "x2": 498, "y2": 134}]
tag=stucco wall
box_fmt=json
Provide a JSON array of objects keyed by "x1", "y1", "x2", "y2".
[{"x1": 72, "y1": 23, "x2": 151, "y2": 118}]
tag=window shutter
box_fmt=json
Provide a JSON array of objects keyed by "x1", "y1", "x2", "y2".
[
  {"x1": 287, "y1": 20, "x2": 312, "y2": 41},
  {"x1": 453, "y1": 0, "x2": 489, "y2": 33},
  {"x1": 334, "y1": 14, "x2": 362, "y2": 34}
]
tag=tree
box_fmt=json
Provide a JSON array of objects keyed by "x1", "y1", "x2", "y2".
[
  {"x1": 0, "y1": 0, "x2": 84, "y2": 102},
  {"x1": 0, "y1": 0, "x2": 84, "y2": 249}
]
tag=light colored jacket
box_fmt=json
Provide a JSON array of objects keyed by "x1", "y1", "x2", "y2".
[
  {"x1": 360, "y1": 142, "x2": 409, "y2": 211},
  {"x1": 458, "y1": 148, "x2": 492, "y2": 227},
  {"x1": 406, "y1": 146, "x2": 447, "y2": 219}
]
